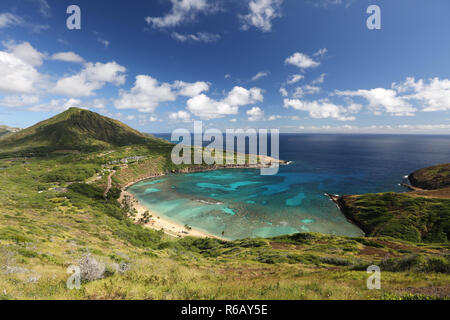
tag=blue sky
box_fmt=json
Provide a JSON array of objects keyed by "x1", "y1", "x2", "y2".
[{"x1": 1, "y1": 0, "x2": 450, "y2": 134}]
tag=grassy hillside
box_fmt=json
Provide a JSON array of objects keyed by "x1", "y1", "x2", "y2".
[
  {"x1": 409, "y1": 163, "x2": 450, "y2": 190},
  {"x1": 339, "y1": 193, "x2": 450, "y2": 243},
  {"x1": 0, "y1": 110, "x2": 448, "y2": 300},
  {"x1": 0, "y1": 108, "x2": 163, "y2": 156},
  {"x1": 0, "y1": 145, "x2": 448, "y2": 299}
]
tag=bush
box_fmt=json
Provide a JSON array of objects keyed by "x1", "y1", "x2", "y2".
[
  {"x1": 69, "y1": 183, "x2": 104, "y2": 200},
  {"x1": 425, "y1": 256, "x2": 450, "y2": 273},
  {"x1": 320, "y1": 256, "x2": 352, "y2": 266},
  {"x1": 78, "y1": 254, "x2": 105, "y2": 282}
]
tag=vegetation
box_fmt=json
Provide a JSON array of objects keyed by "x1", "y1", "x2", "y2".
[
  {"x1": 0, "y1": 108, "x2": 163, "y2": 157},
  {"x1": 340, "y1": 193, "x2": 450, "y2": 243},
  {"x1": 409, "y1": 163, "x2": 450, "y2": 190},
  {"x1": 0, "y1": 108, "x2": 448, "y2": 300}
]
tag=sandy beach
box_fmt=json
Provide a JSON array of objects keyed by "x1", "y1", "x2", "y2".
[{"x1": 119, "y1": 184, "x2": 225, "y2": 240}]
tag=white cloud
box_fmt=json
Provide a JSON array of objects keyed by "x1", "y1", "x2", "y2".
[
  {"x1": 393, "y1": 77, "x2": 450, "y2": 112},
  {"x1": 284, "y1": 98, "x2": 355, "y2": 121},
  {"x1": 312, "y1": 73, "x2": 326, "y2": 84},
  {"x1": 286, "y1": 74, "x2": 304, "y2": 85},
  {"x1": 0, "y1": 13, "x2": 23, "y2": 28},
  {"x1": 114, "y1": 75, "x2": 176, "y2": 113},
  {"x1": 247, "y1": 106, "x2": 264, "y2": 121},
  {"x1": 0, "y1": 51, "x2": 41, "y2": 94},
  {"x1": 0, "y1": 94, "x2": 39, "y2": 108},
  {"x1": 50, "y1": 52, "x2": 84, "y2": 63},
  {"x1": 3, "y1": 41, "x2": 46, "y2": 67},
  {"x1": 28, "y1": 98, "x2": 82, "y2": 112},
  {"x1": 0, "y1": 13, "x2": 49, "y2": 33},
  {"x1": 169, "y1": 110, "x2": 192, "y2": 122},
  {"x1": 251, "y1": 71, "x2": 269, "y2": 81},
  {"x1": 145, "y1": 0, "x2": 211, "y2": 29},
  {"x1": 313, "y1": 48, "x2": 327, "y2": 57},
  {"x1": 336, "y1": 87, "x2": 416, "y2": 116},
  {"x1": 173, "y1": 80, "x2": 210, "y2": 97},
  {"x1": 285, "y1": 52, "x2": 320, "y2": 69},
  {"x1": 293, "y1": 85, "x2": 320, "y2": 98},
  {"x1": 172, "y1": 32, "x2": 220, "y2": 43},
  {"x1": 187, "y1": 86, "x2": 263, "y2": 119},
  {"x1": 53, "y1": 61, "x2": 126, "y2": 97},
  {"x1": 267, "y1": 114, "x2": 281, "y2": 121},
  {"x1": 240, "y1": 0, "x2": 283, "y2": 32},
  {"x1": 224, "y1": 74, "x2": 231, "y2": 79},
  {"x1": 85, "y1": 98, "x2": 108, "y2": 110},
  {"x1": 279, "y1": 87, "x2": 288, "y2": 97}
]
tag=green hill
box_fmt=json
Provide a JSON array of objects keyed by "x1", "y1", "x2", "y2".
[
  {"x1": 409, "y1": 163, "x2": 450, "y2": 190},
  {"x1": 0, "y1": 108, "x2": 157, "y2": 155}
]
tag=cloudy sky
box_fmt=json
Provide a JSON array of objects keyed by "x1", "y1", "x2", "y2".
[{"x1": 1, "y1": 0, "x2": 450, "y2": 134}]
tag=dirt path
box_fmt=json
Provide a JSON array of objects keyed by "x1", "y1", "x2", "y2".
[{"x1": 103, "y1": 170, "x2": 116, "y2": 198}]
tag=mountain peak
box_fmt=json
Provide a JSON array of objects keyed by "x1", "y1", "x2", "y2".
[{"x1": 0, "y1": 108, "x2": 152, "y2": 154}]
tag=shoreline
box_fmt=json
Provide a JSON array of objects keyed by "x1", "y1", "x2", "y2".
[
  {"x1": 117, "y1": 159, "x2": 288, "y2": 241},
  {"x1": 119, "y1": 188, "x2": 226, "y2": 240}
]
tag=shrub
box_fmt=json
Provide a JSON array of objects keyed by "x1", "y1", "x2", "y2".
[
  {"x1": 425, "y1": 256, "x2": 450, "y2": 273},
  {"x1": 320, "y1": 256, "x2": 352, "y2": 266},
  {"x1": 78, "y1": 254, "x2": 105, "y2": 282}
]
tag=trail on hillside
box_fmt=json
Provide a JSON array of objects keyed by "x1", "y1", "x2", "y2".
[{"x1": 104, "y1": 170, "x2": 116, "y2": 198}]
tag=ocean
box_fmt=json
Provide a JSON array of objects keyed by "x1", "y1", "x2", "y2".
[{"x1": 128, "y1": 134, "x2": 450, "y2": 240}]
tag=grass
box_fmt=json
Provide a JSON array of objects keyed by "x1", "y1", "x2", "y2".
[
  {"x1": 0, "y1": 131, "x2": 448, "y2": 299},
  {"x1": 341, "y1": 192, "x2": 450, "y2": 243}
]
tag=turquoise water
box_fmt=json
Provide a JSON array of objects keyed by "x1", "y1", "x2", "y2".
[
  {"x1": 128, "y1": 169, "x2": 364, "y2": 240},
  {"x1": 129, "y1": 134, "x2": 450, "y2": 240}
]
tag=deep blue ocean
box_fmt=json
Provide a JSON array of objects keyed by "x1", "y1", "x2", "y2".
[{"x1": 128, "y1": 134, "x2": 450, "y2": 240}]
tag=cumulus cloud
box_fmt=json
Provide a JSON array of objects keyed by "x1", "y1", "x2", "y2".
[
  {"x1": 3, "y1": 41, "x2": 46, "y2": 67},
  {"x1": 169, "y1": 110, "x2": 192, "y2": 122},
  {"x1": 28, "y1": 98, "x2": 82, "y2": 112},
  {"x1": 393, "y1": 77, "x2": 450, "y2": 112},
  {"x1": 285, "y1": 52, "x2": 320, "y2": 69},
  {"x1": 172, "y1": 32, "x2": 220, "y2": 43},
  {"x1": 246, "y1": 106, "x2": 264, "y2": 121},
  {"x1": 279, "y1": 87, "x2": 288, "y2": 97},
  {"x1": 187, "y1": 86, "x2": 263, "y2": 119},
  {"x1": 114, "y1": 75, "x2": 176, "y2": 113},
  {"x1": 336, "y1": 77, "x2": 450, "y2": 115},
  {"x1": 53, "y1": 61, "x2": 126, "y2": 97},
  {"x1": 336, "y1": 87, "x2": 416, "y2": 116},
  {"x1": 0, "y1": 50, "x2": 42, "y2": 94},
  {"x1": 0, "y1": 94, "x2": 39, "y2": 108},
  {"x1": 173, "y1": 80, "x2": 210, "y2": 97},
  {"x1": 293, "y1": 85, "x2": 321, "y2": 98},
  {"x1": 50, "y1": 51, "x2": 84, "y2": 63},
  {"x1": 240, "y1": 0, "x2": 283, "y2": 32},
  {"x1": 284, "y1": 98, "x2": 356, "y2": 121},
  {"x1": 145, "y1": 0, "x2": 212, "y2": 29}
]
